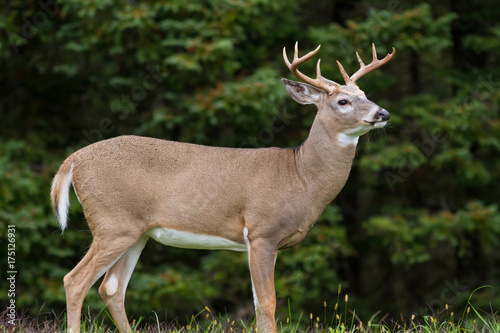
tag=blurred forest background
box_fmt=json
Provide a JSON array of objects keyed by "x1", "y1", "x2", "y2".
[{"x1": 1, "y1": 0, "x2": 500, "y2": 326}]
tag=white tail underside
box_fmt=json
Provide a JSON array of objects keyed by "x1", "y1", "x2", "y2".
[{"x1": 57, "y1": 164, "x2": 74, "y2": 232}]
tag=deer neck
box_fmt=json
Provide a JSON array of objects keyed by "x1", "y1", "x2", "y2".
[{"x1": 296, "y1": 115, "x2": 357, "y2": 206}]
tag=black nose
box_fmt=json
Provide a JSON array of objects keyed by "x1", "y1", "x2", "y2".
[{"x1": 377, "y1": 109, "x2": 390, "y2": 121}]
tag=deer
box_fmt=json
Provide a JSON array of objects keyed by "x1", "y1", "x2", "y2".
[{"x1": 51, "y1": 42, "x2": 395, "y2": 333}]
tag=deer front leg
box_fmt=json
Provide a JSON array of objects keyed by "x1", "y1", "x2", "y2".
[{"x1": 246, "y1": 235, "x2": 278, "y2": 333}]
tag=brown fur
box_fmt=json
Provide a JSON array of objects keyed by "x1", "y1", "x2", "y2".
[{"x1": 52, "y1": 52, "x2": 392, "y2": 333}]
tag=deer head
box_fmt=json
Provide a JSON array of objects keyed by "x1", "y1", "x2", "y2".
[{"x1": 282, "y1": 42, "x2": 395, "y2": 146}]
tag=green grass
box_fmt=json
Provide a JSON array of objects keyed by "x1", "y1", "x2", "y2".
[
  {"x1": 2, "y1": 306, "x2": 499, "y2": 333},
  {"x1": 2, "y1": 287, "x2": 498, "y2": 332}
]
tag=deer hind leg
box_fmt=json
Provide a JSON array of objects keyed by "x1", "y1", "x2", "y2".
[
  {"x1": 64, "y1": 234, "x2": 142, "y2": 333},
  {"x1": 98, "y1": 235, "x2": 149, "y2": 333},
  {"x1": 244, "y1": 230, "x2": 278, "y2": 333}
]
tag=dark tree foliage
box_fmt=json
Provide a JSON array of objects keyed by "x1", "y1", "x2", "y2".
[{"x1": 1, "y1": 0, "x2": 499, "y2": 324}]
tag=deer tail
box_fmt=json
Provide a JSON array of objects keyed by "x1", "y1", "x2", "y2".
[{"x1": 50, "y1": 158, "x2": 75, "y2": 232}]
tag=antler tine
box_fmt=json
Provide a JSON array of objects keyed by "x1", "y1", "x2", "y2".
[
  {"x1": 356, "y1": 51, "x2": 365, "y2": 68},
  {"x1": 283, "y1": 42, "x2": 337, "y2": 94},
  {"x1": 336, "y1": 60, "x2": 351, "y2": 85},
  {"x1": 348, "y1": 43, "x2": 396, "y2": 84},
  {"x1": 316, "y1": 59, "x2": 323, "y2": 82}
]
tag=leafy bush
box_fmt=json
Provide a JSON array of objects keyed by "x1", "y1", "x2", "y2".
[{"x1": 1, "y1": 0, "x2": 500, "y2": 325}]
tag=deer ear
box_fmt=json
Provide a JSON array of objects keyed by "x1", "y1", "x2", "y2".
[{"x1": 281, "y1": 79, "x2": 323, "y2": 105}]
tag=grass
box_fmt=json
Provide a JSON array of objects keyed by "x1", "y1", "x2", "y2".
[{"x1": 2, "y1": 287, "x2": 498, "y2": 332}]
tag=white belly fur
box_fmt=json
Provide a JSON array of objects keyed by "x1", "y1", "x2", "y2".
[{"x1": 146, "y1": 227, "x2": 247, "y2": 251}]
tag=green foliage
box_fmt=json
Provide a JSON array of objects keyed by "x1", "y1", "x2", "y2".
[
  {"x1": 307, "y1": 3, "x2": 456, "y2": 88},
  {"x1": 364, "y1": 201, "x2": 500, "y2": 265},
  {"x1": 0, "y1": 141, "x2": 69, "y2": 309},
  {"x1": 277, "y1": 206, "x2": 352, "y2": 317},
  {"x1": 1, "y1": 0, "x2": 500, "y2": 326},
  {"x1": 141, "y1": 67, "x2": 289, "y2": 146}
]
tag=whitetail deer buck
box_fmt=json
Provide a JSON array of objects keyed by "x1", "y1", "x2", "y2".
[{"x1": 51, "y1": 42, "x2": 395, "y2": 333}]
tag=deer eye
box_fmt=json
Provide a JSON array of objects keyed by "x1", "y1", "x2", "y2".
[{"x1": 338, "y1": 99, "x2": 349, "y2": 106}]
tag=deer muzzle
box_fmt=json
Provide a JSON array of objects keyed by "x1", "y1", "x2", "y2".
[{"x1": 377, "y1": 108, "x2": 390, "y2": 121}]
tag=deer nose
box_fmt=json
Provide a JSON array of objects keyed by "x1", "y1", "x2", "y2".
[{"x1": 377, "y1": 109, "x2": 390, "y2": 121}]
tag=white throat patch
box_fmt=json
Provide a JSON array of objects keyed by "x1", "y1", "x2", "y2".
[{"x1": 337, "y1": 133, "x2": 360, "y2": 147}]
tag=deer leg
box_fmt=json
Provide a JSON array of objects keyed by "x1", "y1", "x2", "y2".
[
  {"x1": 246, "y1": 237, "x2": 278, "y2": 333},
  {"x1": 98, "y1": 235, "x2": 149, "y2": 333},
  {"x1": 64, "y1": 234, "x2": 141, "y2": 333}
]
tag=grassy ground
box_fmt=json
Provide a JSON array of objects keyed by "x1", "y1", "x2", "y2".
[
  {"x1": 2, "y1": 287, "x2": 498, "y2": 332},
  {"x1": 1, "y1": 305, "x2": 500, "y2": 333}
]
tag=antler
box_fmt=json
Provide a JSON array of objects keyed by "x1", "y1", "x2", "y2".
[
  {"x1": 336, "y1": 43, "x2": 395, "y2": 86},
  {"x1": 283, "y1": 42, "x2": 338, "y2": 95}
]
